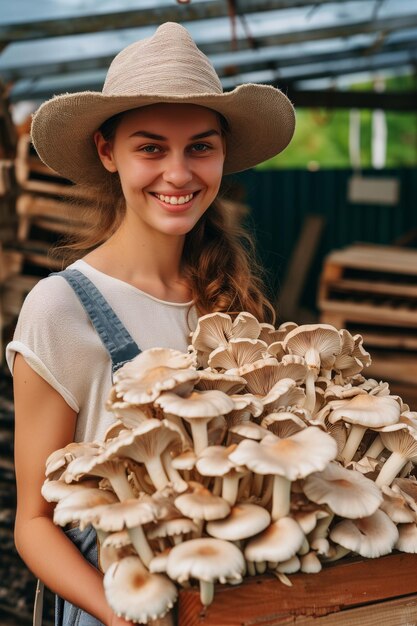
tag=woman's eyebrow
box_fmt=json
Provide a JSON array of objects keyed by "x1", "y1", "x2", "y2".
[{"x1": 128, "y1": 129, "x2": 220, "y2": 140}]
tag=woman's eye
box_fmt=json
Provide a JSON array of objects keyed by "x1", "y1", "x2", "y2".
[
  {"x1": 191, "y1": 143, "x2": 210, "y2": 152},
  {"x1": 140, "y1": 145, "x2": 161, "y2": 153}
]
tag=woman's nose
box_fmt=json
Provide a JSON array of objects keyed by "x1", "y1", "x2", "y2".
[{"x1": 162, "y1": 154, "x2": 193, "y2": 187}]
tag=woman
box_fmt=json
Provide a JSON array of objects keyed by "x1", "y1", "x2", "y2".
[{"x1": 7, "y1": 22, "x2": 295, "y2": 626}]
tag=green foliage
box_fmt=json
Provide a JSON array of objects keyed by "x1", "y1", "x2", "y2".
[{"x1": 258, "y1": 74, "x2": 417, "y2": 170}]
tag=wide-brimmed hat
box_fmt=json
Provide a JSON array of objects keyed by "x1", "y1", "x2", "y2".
[{"x1": 31, "y1": 22, "x2": 295, "y2": 186}]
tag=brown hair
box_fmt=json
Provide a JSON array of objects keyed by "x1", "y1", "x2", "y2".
[{"x1": 53, "y1": 111, "x2": 276, "y2": 324}]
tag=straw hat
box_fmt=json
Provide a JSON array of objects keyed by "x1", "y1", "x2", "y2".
[{"x1": 31, "y1": 22, "x2": 295, "y2": 186}]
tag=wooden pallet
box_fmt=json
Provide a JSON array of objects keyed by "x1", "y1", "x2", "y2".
[
  {"x1": 319, "y1": 243, "x2": 417, "y2": 350},
  {"x1": 178, "y1": 553, "x2": 417, "y2": 626}
]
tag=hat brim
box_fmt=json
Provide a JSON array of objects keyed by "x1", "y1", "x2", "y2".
[{"x1": 31, "y1": 83, "x2": 295, "y2": 186}]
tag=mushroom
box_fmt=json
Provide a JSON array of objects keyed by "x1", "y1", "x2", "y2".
[
  {"x1": 147, "y1": 517, "x2": 198, "y2": 546},
  {"x1": 261, "y1": 411, "x2": 307, "y2": 438},
  {"x1": 113, "y1": 364, "x2": 199, "y2": 405},
  {"x1": 303, "y1": 462, "x2": 383, "y2": 519},
  {"x1": 380, "y1": 485, "x2": 417, "y2": 524},
  {"x1": 53, "y1": 488, "x2": 118, "y2": 529},
  {"x1": 206, "y1": 503, "x2": 271, "y2": 541},
  {"x1": 229, "y1": 427, "x2": 337, "y2": 520},
  {"x1": 41, "y1": 478, "x2": 100, "y2": 503},
  {"x1": 174, "y1": 482, "x2": 231, "y2": 522},
  {"x1": 104, "y1": 556, "x2": 177, "y2": 623},
  {"x1": 166, "y1": 537, "x2": 245, "y2": 606},
  {"x1": 195, "y1": 370, "x2": 247, "y2": 394},
  {"x1": 376, "y1": 428, "x2": 417, "y2": 486},
  {"x1": 300, "y1": 551, "x2": 322, "y2": 573},
  {"x1": 45, "y1": 441, "x2": 102, "y2": 478},
  {"x1": 395, "y1": 523, "x2": 417, "y2": 553},
  {"x1": 258, "y1": 321, "x2": 297, "y2": 345},
  {"x1": 245, "y1": 517, "x2": 305, "y2": 566},
  {"x1": 261, "y1": 378, "x2": 306, "y2": 415},
  {"x1": 62, "y1": 454, "x2": 134, "y2": 502},
  {"x1": 155, "y1": 390, "x2": 234, "y2": 455},
  {"x1": 104, "y1": 419, "x2": 182, "y2": 491},
  {"x1": 208, "y1": 338, "x2": 268, "y2": 371},
  {"x1": 330, "y1": 509, "x2": 398, "y2": 558},
  {"x1": 327, "y1": 394, "x2": 401, "y2": 464},
  {"x1": 282, "y1": 324, "x2": 342, "y2": 411},
  {"x1": 196, "y1": 445, "x2": 248, "y2": 505}
]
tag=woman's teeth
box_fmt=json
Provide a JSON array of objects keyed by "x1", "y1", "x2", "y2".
[{"x1": 154, "y1": 193, "x2": 194, "y2": 205}]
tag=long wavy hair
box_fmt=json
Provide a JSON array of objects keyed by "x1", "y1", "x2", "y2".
[{"x1": 52, "y1": 111, "x2": 276, "y2": 324}]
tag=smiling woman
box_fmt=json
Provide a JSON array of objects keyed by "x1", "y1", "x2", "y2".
[{"x1": 7, "y1": 21, "x2": 295, "y2": 626}]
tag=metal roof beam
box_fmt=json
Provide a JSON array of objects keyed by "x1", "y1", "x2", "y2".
[
  {"x1": 288, "y1": 88, "x2": 417, "y2": 110},
  {"x1": 0, "y1": 0, "x2": 366, "y2": 43},
  {"x1": 2, "y1": 11, "x2": 417, "y2": 82}
]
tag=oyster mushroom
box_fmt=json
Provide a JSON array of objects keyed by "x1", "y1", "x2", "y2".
[
  {"x1": 166, "y1": 537, "x2": 245, "y2": 606},
  {"x1": 245, "y1": 517, "x2": 305, "y2": 566},
  {"x1": 174, "y1": 482, "x2": 231, "y2": 522},
  {"x1": 104, "y1": 419, "x2": 182, "y2": 491},
  {"x1": 155, "y1": 390, "x2": 234, "y2": 455},
  {"x1": 229, "y1": 427, "x2": 337, "y2": 520},
  {"x1": 282, "y1": 324, "x2": 342, "y2": 412},
  {"x1": 206, "y1": 503, "x2": 271, "y2": 541},
  {"x1": 195, "y1": 370, "x2": 246, "y2": 394},
  {"x1": 196, "y1": 445, "x2": 248, "y2": 506},
  {"x1": 104, "y1": 556, "x2": 177, "y2": 623},
  {"x1": 53, "y1": 488, "x2": 118, "y2": 529},
  {"x1": 62, "y1": 454, "x2": 134, "y2": 502},
  {"x1": 330, "y1": 509, "x2": 398, "y2": 558},
  {"x1": 376, "y1": 428, "x2": 417, "y2": 486},
  {"x1": 303, "y1": 462, "x2": 383, "y2": 519},
  {"x1": 208, "y1": 338, "x2": 268, "y2": 371},
  {"x1": 328, "y1": 394, "x2": 401, "y2": 464}
]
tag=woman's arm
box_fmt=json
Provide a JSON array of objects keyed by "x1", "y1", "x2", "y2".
[{"x1": 13, "y1": 353, "x2": 133, "y2": 626}]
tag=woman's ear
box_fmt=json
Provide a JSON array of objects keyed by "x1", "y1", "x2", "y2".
[{"x1": 93, "y1": 131, "x2": 118, "y2": 173}]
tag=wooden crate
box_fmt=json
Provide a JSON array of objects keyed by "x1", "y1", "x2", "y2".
[
  {"x1": 178, "y1": 553, "x2": 417, "y2": 625},
  {"x1": 319, "y1": 243, "x2": 417, "y2": 351}
]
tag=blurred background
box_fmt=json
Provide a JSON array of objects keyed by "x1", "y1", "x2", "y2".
[{"x1": 0, "y1": 1, "x2": 416, "y2": 623}]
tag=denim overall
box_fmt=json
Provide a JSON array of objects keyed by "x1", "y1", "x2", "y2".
[{"x1": 50, "y1": 268, "x2": 141, "y2": 626}]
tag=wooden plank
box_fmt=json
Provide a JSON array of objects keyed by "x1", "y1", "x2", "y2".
[
  {"x1": 22, "y1": 179, "x2": 93, "y2": 200},
  {"x1": 277, "y1": 214, "x2": 324, "y2": 321},
  {"x1": 325, "y1": 278, "x2": 417, "y2": 299},
  {"x1": 323, "y1": 245, "x2": 417, "y2": 276},
  {"x1": 319, "y1": 300, "x2": 417, "y2": 327},
  {"x1": 366, "y1": 351, "x2": 417, "y2": 385},
  {"x1": 178, "y1": 554, "x2": 417, "y2": 626},
  {"x1": 16, "y1": 194, "x2": 92, "y2": 223}
]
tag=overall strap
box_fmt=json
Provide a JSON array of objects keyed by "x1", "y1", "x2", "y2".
[{"x1": 50, "y1": 268, "x2": 141, "y2": 373}]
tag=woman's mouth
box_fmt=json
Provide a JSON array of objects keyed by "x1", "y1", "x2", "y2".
[{"x1": 151, "y1": 191, "x2": 200, "y2": 211}]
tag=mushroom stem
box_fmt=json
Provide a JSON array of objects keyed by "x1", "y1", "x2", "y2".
[
  {"x1": 246, "y1": 560, "x2": 256, "y2": 576},
  {"x1": 323, "y1": 545, "x2": 351, "y2": 562},
  {"x1": 375, "y1": 451, "x2": 408, "y2": 487},
  {"x1": 190, "y1": 421, "x2": 209, "y2": 456},
  {"x1": 237, "y1": 472, "x2": 252, "y2": 500},
  {"x1": 199, "y1": 580, "x2": 214, "y2": 606},
  {"x1": 127, "y1": 525, "x2": 154, "y2": 567},
  {"x1": 145, "y1": 456, "x2": 170, "y2": 491},
  {"x1": 251, "y1": 473, "x2": 264, "y2": 498},
  {"x1": 310, "y1": 512, "x2": 334, "y2": 542},
  {"x1": 259, "y1": 475, "x2": 273, "y2": 508},
  {"x1": 256, "y1": 561, "x2": 267, "y2": 574},
  {"x1": 363, "y1": 434, "x2": 385, "y2": 460},
  {"x1": 341, "y1": 424, "x2": 366, "y2": 463},
  {"x1": 304, "y1": 371, "x2": 317, "y2": 414},
  {"x1": 212, "y1": 476, "x2": 222, "y2": 497},
  {"x1": 108, "y1": 472, "x2": 135, "y2": 501},
  {"x1": 271, "y1": 476, "x2": 291, "y2": 521},
  {"x1": 222, "y1": 476, "x2": 240, "y2": 506},
  {"x1": 162, "y1": 450, "x2": 188, "y2": 492}
]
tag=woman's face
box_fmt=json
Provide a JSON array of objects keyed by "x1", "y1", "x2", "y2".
[{"x1": 95, "y1": 103, "x2": 226, "y2": 237}]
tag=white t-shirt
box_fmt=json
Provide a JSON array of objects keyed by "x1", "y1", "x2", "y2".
[{"x1": 6, "y1": 259, "x2": 198, "y2": 443}]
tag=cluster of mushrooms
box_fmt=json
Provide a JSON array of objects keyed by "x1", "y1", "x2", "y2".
[{"x1": 42, "y1": 313, "x2": 417, "y2": 624}]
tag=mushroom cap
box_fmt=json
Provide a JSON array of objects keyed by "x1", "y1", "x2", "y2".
[
  {"x1": 208, "y1": 338, "x2": 268, "y2": 371},
  {"x1": 282, "y1": 324, "x2": 342, "y2": 370},
  {"x1": 230, "y1": 358, "x2": 280, "y2": 395},
  {"x1": 45, "y1": 441, "x2": 102, "y2": 477},
  {"x1": 175, "y1": 484, "x2": 231, "y2": 521},
  {"x1": 147, "y1": 517, "x2": 198, "y2": 540},
  {"x1": 166, "y1": 538, "x2": 245, "y2": 584},
  {"x1": 380, "y1": 486, "x2": 417, "y2": 524},
  {"x1": 53, "y1": 488, "x2": 118, "y2": 527},
  {"x1": 149, "y1": 548, "x2": 172, "y2": 574},
  {"x1": 90, "y1": 497, "x2": 160, "y2": 532},
  {"x1": 328, "y1": 394, "x2": 401, "y2": 428},
  {"x1": 261, "y1": 411, "x2": 307, "y2": 438},
  {"x1": 155, "y1": 390, "x2": 234, "y2": 420},
  {"x1": 113, "y1": 347, "x2": 196, "y2": 380},
  {"x1": 114, "y1": 365, "x2": 199, "y2": 405},
  {"x1": 196, "y1": 445, "x2": 244, "y2": 478},
  {"x1": 104, "y1": 556, "x2": 177, "y2": 623},
  {"x1": 261, "y1": 378, "x2": 306, "y2": 412},
  {"x1": 41, "y1": 478, "x2": 99, "y2": 503},
  {"x1": 206, "y1": 503, "x2": 271, "y2": 541},
  {"x1": 228, "y1": 421, "x2": 270, "y2": 442},
  {"x1": 245, "y1": 517, "x2": 305, "y2": 562},
  {"x1": 303, "y1": 462, "x2": 383, "y2": 518},
  {"x1": 380, "y1": 429, "x2": 417, "y2": 462},
  {"x1": 104, "y1": 419, "x2": 181, "y2": 464},
  {"x1": 330, "y1": 510, "x2": 399, "y2": 558},
  {"x1": 102, "y1": 530, "x2": 132, "y2": 549},
  {"x1": 229, "y1": 427, "x2": 337, "y2": 480},
  {"x1": 395, "y1": 523, "x2": 417, "y2": 553},
  {"x1": 195, "y1": 370, "x2": 246, "y2": 394},
  {"x1": 229, "y1": 393, "x2": 264, "y2": 417}
]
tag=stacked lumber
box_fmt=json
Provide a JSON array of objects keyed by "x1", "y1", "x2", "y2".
[
  {"x1": 318, "y1": 243, "x2": 417, "y2": 395},
  {"x1": 1, "y1": 134, "x2": 93, "y2": 358}
]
